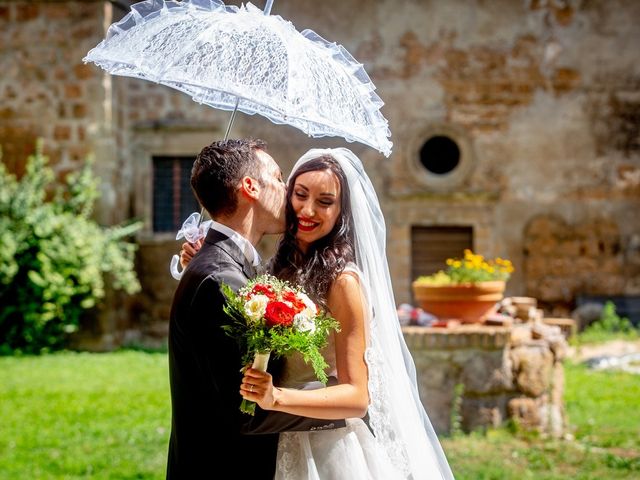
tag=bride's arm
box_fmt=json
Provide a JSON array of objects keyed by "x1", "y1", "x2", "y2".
[{"x1": 241, "y1": 272, "x2": 369, "y2": 419}]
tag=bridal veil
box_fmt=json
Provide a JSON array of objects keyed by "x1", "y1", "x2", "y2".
[{"x1": 289, "y1": 148, "x2": 455, "y2": 479}]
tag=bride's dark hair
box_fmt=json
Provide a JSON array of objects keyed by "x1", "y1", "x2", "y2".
[{"x1": 268, "y1": 155, "x2": 355, "y2": 309}]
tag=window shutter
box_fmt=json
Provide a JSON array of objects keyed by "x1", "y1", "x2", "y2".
[{"x1": 411, "y1": 226, "x2": 473, "y2": 282}]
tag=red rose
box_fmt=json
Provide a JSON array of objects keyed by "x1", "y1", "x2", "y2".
[
  {"x1": 264, "y1": 301, "x2": 296, "y2": 327},
  {"x1": 251, "y1": 283, "x2": 277, "y2": 300},
  {"x1": 281, "y1": 290, "x2": 306, "y2": 313}
]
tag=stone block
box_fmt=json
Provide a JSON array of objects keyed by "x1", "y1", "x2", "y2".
[
  {"x1": 541, "y1": 317, "x2": 576, "y2": 343},
  {"x1": 550, "y1": 362, "x2": 565, "y2": 407},
  {"x1": 41, "y1": 4, "x2": 71, "y2": 19},
  {"x1": 523, "y1": 257, "x2": 548, "y2": 277},
  {"x1": 552, "y1": 68, "x2": 580, "y2": 91},
  {"x1": 539, "y1": 403, "x2": 566, "y2": 438},
  {"x1": 73, "y1": 64, "x2": 94, "y2": 80},
  {"x1": 600, "y1": 257, "x2": 623, "y2": 274},
  {"x1": 511, "y1": 344, "x2": 553, "y2": 397},
  {"x1": 412, "y1": 352, "x2": 458, "y2": 434},
  {"x1": 15, "y1": 4, "x2": 39, "y2": 21},
  {"x1": 53, "y1": 124, "x2": 71, "y2": 141},
  {"x1": 534, "y1": 277, "x2": 574, "y2": 302},
  {"x1": 525, "y1": 216, "x2": 567, "y2": 238},
  {"x1": 484, "y1": 314, "x2": 513, "y2": 327},
  {"x1": 575, "y1": 256, "x2": 599, "y2": 272},
  {"x1": 558, "y1": 240, "x2": 581, "y2": 256},
  {"x1": 549, "y1": 256, "x2": 572, "y2": 272},
  {"x1": 461, "y1": 395, "x2": 509, "y2": 432},
  {"x1": 72, "y1": 103, "x2": 87, "y2": 118},
  {"x1": 507, "y1": 397, "x2": 541, "y2": 428},
  {"x1": 65, "y1": 84, "x2": 82, "y2": 99},
  {"x1": 510, "y1": 324, "x2": 532, "y2": 345},
  {"x1": 460, "y1": 349, "x2": 513, "y2": 395},
  {"x1": 422, "y1": 387, "x2": 455, "y2": 434}
]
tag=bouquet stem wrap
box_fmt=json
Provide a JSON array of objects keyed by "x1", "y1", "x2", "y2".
[{"x1": 240, "y1": 351, "x2": 271, "y2": 415}]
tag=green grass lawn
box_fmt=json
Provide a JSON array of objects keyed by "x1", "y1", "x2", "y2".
[
  {"x1": 441, "y1": 360, "x2": 640, "y2": 479},
  {"x1": 0, "y1": 351, "x2": 170, "y2": 479},
  {"x1": 0, "y1": 349, "x2": 638, "y2": 479}
]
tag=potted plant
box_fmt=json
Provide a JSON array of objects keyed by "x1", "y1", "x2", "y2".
[{"x1": 412, "y1": 249, "x2": 514, "y2": 324}]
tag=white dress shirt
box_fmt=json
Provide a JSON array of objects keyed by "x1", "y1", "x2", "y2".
[{"x1": 209, "y1": 220, "x2": 262, "y2": 267}]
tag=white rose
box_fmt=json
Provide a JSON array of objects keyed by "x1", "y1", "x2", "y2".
[
  {"x1": 244, "y1": 294, "x2": 269, "y2": 323},
  {"x1": 297, "y1": 291, "x2": 316, "y2": 311},
  {"x1": 296, "y1": 292, "x2": 318, "y2": 320},
  {"x1": 293, "y1": 313, "x2": 316, "y2": 333},
  {"x1": 302, "y1": 306, "x2": 316, "y2": 320}
]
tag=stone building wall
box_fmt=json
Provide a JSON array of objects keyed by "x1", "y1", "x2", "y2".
[
  {"x1": 0, "y1": 1, "x2": 103, "y2": 179},
  {"x1": 370, "y1": 0, "x2": 640, "y2": 310},
  {"x1": 1, "y1": 0, "x2": 639, "y2": 346},
  {"x1": 524, "y1": 215, "x2": 635, "y2": 316}
]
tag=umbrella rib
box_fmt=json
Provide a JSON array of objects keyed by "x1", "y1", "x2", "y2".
[
  {"x1": 195, "y1": 98, "x2": 240, "y2": 226},
  {"x1": 263, "y1": 0, "x2": 274, "y2": 16},
  {"x1": 223, "y1": 97, "x2": 240, "y2": 141}
]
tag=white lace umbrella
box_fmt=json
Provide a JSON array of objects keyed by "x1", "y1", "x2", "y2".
[{"x1": 83, "y1": 0, "x2": 392, "y2": 157}]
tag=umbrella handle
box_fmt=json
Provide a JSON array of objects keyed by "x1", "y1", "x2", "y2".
[{"x1": 170, "y1": 254, "x2": 184, "y2": 280}]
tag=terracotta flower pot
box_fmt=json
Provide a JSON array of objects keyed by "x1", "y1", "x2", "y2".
[{"x1": 412, "y1": 280, "x2": 506, "y2": 324}]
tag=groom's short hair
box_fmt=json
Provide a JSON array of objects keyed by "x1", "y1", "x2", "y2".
[{"x1": 191, "y1": 138, "x2": 267, "y2": 218}]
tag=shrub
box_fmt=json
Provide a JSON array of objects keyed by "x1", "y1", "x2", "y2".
[
  {"x1": 0, "y1": 140, "x2": 142, "y2": 354},
  {"x1": 578, "y1": 301, "x2": 638, "y2": 343}
]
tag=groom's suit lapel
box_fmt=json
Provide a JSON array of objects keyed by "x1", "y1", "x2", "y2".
[{"x1": 204, "y1": 228, "x2": 257, "y2": 279}]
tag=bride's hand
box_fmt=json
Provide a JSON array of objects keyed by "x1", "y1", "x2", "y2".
[
  {"x1": 240, "y1": 368, "x2": 278, "y2": 411},
  {"x1": 179, "y1": 239, "x2": 203, "y2": 269}
]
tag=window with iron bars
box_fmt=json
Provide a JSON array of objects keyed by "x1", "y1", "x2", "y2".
[{"x1": 152, "y1": 156, "x2": 200, "y2": 233}]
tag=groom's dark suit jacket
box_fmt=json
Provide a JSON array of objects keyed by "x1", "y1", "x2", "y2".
[{"x1": 167, "y1": 228, "x2": 342, "y2": 479}]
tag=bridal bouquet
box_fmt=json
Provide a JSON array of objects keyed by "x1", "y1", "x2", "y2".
[{"x1": 221, "y1": 274, "x2": 340, "y2": 415}]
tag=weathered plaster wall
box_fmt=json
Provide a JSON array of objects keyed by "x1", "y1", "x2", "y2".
[{"x1": 355, "y1": 0, "x2": 640, "y2": 309}]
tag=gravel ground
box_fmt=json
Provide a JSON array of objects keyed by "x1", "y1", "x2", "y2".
[{"x1": 568, "y1": 339, "x2": 640, "y2": 374}]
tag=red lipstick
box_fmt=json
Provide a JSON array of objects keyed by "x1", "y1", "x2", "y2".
[{"x1": 297, "y1": 217, "x2": 318, "y2": 232}]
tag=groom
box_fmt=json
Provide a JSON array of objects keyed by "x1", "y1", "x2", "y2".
[{"x1": 167, "y1": 139, "x2": 343, "y2": 479}]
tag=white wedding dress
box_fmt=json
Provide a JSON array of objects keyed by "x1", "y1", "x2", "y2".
[
  {"x1": 274, "y1": 148, "x2": 455, "y2": 480},
  {"x1": 275, "y1": 334, "x2": 404, "y2": 480}
]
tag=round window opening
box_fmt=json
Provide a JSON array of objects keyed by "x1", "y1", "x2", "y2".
[{"x1": 419, "y1": 135, "x2": 460, "y2": 175}]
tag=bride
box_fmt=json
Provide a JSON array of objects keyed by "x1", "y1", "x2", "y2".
[{"x1": 241, "y1": 148, "x2": 455, "y2": 479}]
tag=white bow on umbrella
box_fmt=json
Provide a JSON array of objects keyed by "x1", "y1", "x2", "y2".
[{"x1": 83, "y1": 0, "x2": 393, "y2": 278}]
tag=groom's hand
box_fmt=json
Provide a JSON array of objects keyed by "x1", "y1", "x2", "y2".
[{"x1": 179, "y1": 239, "x2": 203, "y2": 269}]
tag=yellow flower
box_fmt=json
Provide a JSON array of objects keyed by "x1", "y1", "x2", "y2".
[{"x1": 415, "y1": 249, "x2": 514, "y2": 285}]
